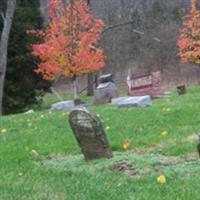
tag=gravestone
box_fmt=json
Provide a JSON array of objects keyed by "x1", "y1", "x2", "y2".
[
  {"x1": 127, "y1": 71, "x2": 163, "y2": 98},
  {"x1": 95, "y1": 73, "x2": 118, "y2": 104},
  {"x1": 69, "y1": 109, "x2": 113, "y2": 160}
]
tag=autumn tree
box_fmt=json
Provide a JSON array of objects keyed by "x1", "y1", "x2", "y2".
[
  {"x1": 31, "y1": 0, "x2": 105, "y2": 99},
  {"x1": 177, "y1": 0, "x2": 200, "y2": 65}
]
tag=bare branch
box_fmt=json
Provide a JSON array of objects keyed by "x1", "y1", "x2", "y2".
[
  {"x1": 102, "y1": 21, "x2": 161, "y2": 42},
  {"x1": 153, "y1": 37, "x2": 161, "y2": 42},
  {"x1": 133, "y1": 29, "x2": 144, "y2": 35},
  {"x1": 102, "y1": 21, "x2": 135, "y2": 35}
]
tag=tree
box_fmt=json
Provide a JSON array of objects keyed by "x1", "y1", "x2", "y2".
[
  {"x1": 177, "y1": 0, "x2": 200, "y2": 65},
  {"x1": 2, "y1": 0, "x2": 51, "y2": 114},
  {"x1": 0, "y1": 0, "x2": 16, "y2": 115},
  {"x1": 86, "y1": 0, "x2": 94, "y2": 97},
  {"x1": 31, "y1": 0, "x2": 105, "y2": 99}
]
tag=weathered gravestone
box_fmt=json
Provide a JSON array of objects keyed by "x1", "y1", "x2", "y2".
[{"x1": 69, "y1": 109, "x2": 113, "y2": 160}]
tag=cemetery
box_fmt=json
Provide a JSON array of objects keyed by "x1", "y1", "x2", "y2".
[
  {"x1": 1, "y1": 86, "x2": 200, "y2": 199},
  {"x1": 0, "y1": 0, "x2": 200, "y2": 199}
]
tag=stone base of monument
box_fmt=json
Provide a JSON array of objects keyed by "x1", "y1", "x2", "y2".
[
  {"x1": 69, "y1": 109, "x2": 113, "y2": 160},
  {"x1": 95, "y1": 99, "x2": 111, "y2": 105},
  {"x1": 112, "y1": 96, "x2": 151, "y2": 108},
  {"x1": 74, "y1": 98, "x2": 85, "y2": 106}
]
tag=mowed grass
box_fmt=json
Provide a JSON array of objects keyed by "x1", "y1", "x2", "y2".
[{"x1": 1, "y1": 87, "x2": 200, "y2": 199}]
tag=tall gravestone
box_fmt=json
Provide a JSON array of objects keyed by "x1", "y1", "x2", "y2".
[
  {"x1": 95, "y1": 74, "x2": 118, "y2": 104},
  {"x1": 69, "y1": 109, "x2": 113, "y2": 160}
]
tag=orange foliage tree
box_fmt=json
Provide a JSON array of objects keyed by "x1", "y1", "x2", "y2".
[
  {"x1": 31, "y1": 0, "x2": 105, "y2": 99},
  {"x1": 177, "y1": 0, "x2": 200, "y2": 65}
]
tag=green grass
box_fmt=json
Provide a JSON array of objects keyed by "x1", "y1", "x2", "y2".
[{"x1": 1, "y1": 87, "x2": 200, "y2": 199}]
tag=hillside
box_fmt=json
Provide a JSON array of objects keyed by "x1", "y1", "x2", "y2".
[{"x1": 1, "y1": 87, "x2": 200, "y2": 199}]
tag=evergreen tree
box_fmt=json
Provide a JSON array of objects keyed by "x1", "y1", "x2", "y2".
[{"x1": 0, "y1": 0, "x2": 50, "y2": 114}]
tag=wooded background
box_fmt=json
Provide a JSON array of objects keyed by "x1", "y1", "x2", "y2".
[
  {"x1": 45, "y1": 0, "x2": 200, "y2": 93},
  {"x1": 1, "y1": 0, "x2": 200, "y2": 113}
]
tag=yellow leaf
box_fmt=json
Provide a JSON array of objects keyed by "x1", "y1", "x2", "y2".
[
  {"x1": 157, "y1": 175, "x2": 166, "y2": 184},
  {"x1": 160, "y1": 131, "x2": 168, "y2": 136},
  {"x1": 31, "y1": 150, "x2": 39, "y2": 158},
  {"x1": 0, "y1": 129, "x2": 7, "y2": 133},
  {"x1": 123, "y1": 139, "x2": 131, "y2": 150}
]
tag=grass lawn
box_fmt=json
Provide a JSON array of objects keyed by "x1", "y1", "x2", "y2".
[{"x1": 1, "y1": 87, "x2": 200, "y2": 199}]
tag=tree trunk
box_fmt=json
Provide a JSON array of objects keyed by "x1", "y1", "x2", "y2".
[
  {"x1": 86, "y1": 0, "x2": 95, "y2": 97},
  {"x1": 72, "y1": 76, "x2": 78, "y2": 100},
  {"x1": 0, "y1": 0, "x2": 16, "y2": 115},
  {"x1": 94, "y1": 72, "x2": 99, "y2": 88},
  {"x1": 87, "y1": 73, "x2": 94, "y2": 96},
  {"x1": 39, "y1": 0, "x2": 49, "y2": 26}
]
